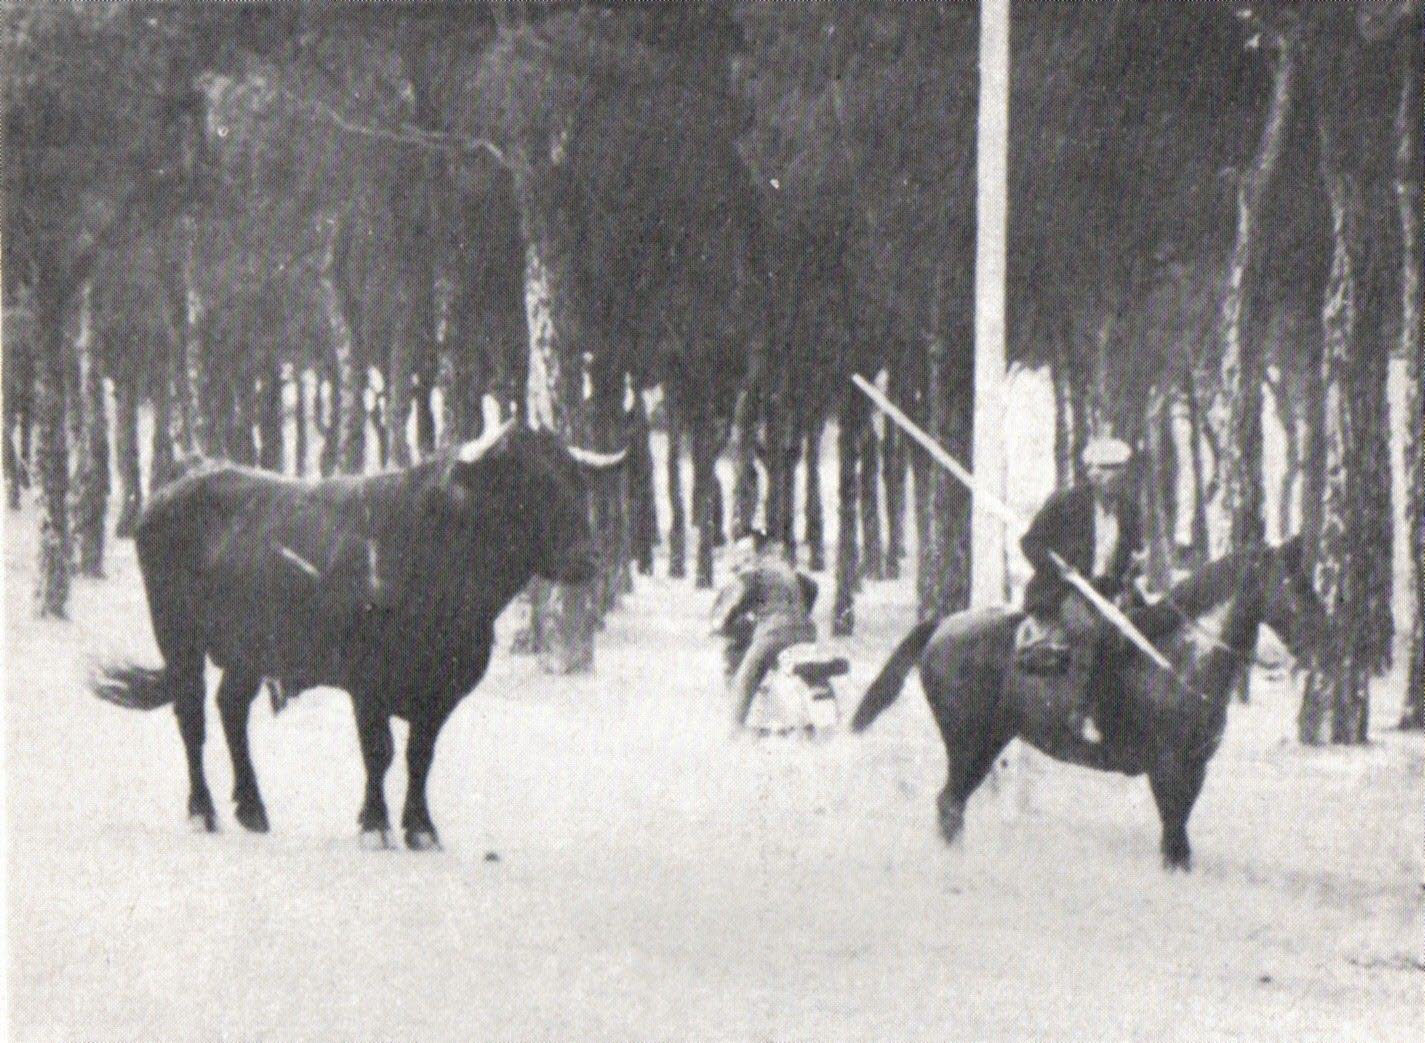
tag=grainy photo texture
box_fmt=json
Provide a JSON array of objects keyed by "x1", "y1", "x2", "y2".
[{"x1": 2, "y1": 2, "x2": 1421, "y2": 1040}]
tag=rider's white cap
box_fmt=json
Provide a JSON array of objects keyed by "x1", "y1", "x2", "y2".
[{"x1": 1082, "y1": 436, "x2": 1132, "y2": 467}]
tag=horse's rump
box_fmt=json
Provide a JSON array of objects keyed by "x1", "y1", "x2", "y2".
[{"x1": 918, "y1": 607, "x2": 1020, "y2": 697}]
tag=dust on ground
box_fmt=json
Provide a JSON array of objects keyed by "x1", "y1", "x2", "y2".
[{"x1": 5, "y1": 504, "x2": 1421, "y2": 1042}]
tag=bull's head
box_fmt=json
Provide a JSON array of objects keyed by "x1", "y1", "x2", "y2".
[{"x1": 444, "y1": 419, "x2": 627, "y2": 585}]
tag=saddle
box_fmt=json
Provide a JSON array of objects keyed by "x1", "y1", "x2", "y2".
[
  {"x1": 789, "y1": 654, "x2": 850, "y2": 687},
  {"x1": 750, "y1": 643, "x2": 845, "y2": 737},
  {"x1": 1014, "y1": 615, "x2": 1072, "y2": 676}
]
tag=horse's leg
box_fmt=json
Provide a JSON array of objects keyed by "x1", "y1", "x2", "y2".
[
  {"x1": 172, "y1": 654, "x2": 216, "y2": 832},
  {"x1": 926, "y1": 671, "x2": 1016, "y2": 846},
  {"x1": 351, "y1": 694, "x2": 395, "y2": 849},
  {"x1": 1148, "y1": 752, "x2": 1207, "y2": 871},
  {"x1": 216, "y1": 670, "x2": 267, "y2": 833},
  {"x1": 401, "y1": 705, "x2": 452, "y2": 851}
]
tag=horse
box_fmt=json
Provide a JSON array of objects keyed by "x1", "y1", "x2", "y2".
[{"x1": 850, "y1": 537, "x2": 1323, "y2": 870}]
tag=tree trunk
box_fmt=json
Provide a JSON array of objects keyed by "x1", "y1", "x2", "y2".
[
  {"x1": 591, "y1": 369, "x2": 630, "y2": 615},
  {"x1": 446, "y1": 250, "x2": 490, "y2": 444},
  {"x1": 833, "y1": 395, "x2": 861, "y2": 636},
  {"x1": 33, "y1": 276, "x2": 70, "y2": 618},
  {"x1": 925, "y1": 330, "x2": 973, "y2": 618},
  {"x1": 325, "y1": 224, "x2": 366, "y2": 475},
  {"x1": 114, "y1": 367, "x2": 142, "y2": 537},
  {"x1": 1300, "y1": 117, "x2": 1370, "y2": 745},
  {"x1": 1268, "y1": 366, "x2": 1302, "y2": 542},
  {"x1": 293, "y1": 367, "x2": 309, "y2": 477},
  {"x1": 859, "y1": 417, "x2": 883, "y2": 582},
  {"x1": 691, "y1": 412, "x2": 717, "y2": 591},
  {"x1": 258, "y1": 357, "x2": 283, "y2": 472},
  {"x1": 5, "y1": 336, "x2": 34, "y2": 509},
  {"x1": 628, "y1": 392, "x2": 658, "y2": 576},
  {"x1": 75, "y1": 293, "x2": 109, "y2": 578},
  {"x1": 1397, "y1": 37, "x2": 1424, "y2": 727},
  {"x1": 913, "y1": 447, "x2": 934, "y2": 617},
  {"x1": 732, "y1": 387, "x2": 759, "y2": 540},
  {"x1": 1216, "y1": 25, "x2": 1299, "y2": 553},
  {"x1": 1051, "y1": 335, "x2": 1076, "y2": 491},
  {"x1": 763, "y1": 386, "x2": 791, "y2": 560},
  {"x1": 804, "y1": 417, "x2": 825, "y2": 572},
  {"x1": 1143, "y1": 386, "x2": 1174, "y2": 592},
  {"x1": 666, "y1": 407, "x2": 687, "y2": 579},
  {"x1": 171, "y1": 218, "x2": 211, "y2": 457},
  {"x1": 519, "y1": 178, "x2": 596, "y2": 673},
  {"x1": 228, "y1": 375, "x2": 258, "y2": 467},
  {"x1": 370, "y1": 374, "x2": 389, "y2": 469},
  {"x1": 1358, "y1": 292, "x2": 1393, "y2": 678},
  {"x1": 150, "y1": 334, "x2": 178, "y2": 490},
  {"x1": 882, "y1": 410, "x2": 907, "y2": 580},
  {"x1": 1181, "y1": 364, "x2": 1211, "y2": 568}
]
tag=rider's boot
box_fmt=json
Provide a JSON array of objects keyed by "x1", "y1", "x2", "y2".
[{"x1": 1014, "y1": 612, "x2": 1071, "y2": 676}]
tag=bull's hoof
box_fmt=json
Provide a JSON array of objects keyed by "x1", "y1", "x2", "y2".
[
  {"x1": 359, "y1": 828, "x2": 393, "y2": 851},
  {"x1": 405, "y1": 828, "x2": 441, "y2": 852},
  {"x1": 235, "y1": 801, "x2": 270, "y2": 834},
  {"x1": 187, "y1": 793, "x2": 217, "y2": 833},
  {"x1": 1162, "y1": 850, "x2": 1193, "y2": 873}
]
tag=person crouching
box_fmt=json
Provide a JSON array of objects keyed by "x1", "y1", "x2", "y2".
[{"x1": 712, "y1": 530, "x2": 818, "y2": 733}]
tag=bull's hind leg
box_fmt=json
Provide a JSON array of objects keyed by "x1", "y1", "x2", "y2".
[
  {"x1": 217, "y1": 670, "x2": 268, "y2": 833},
  {"x1": 171, "y1": 655, "x2": 216, "y2": 832},
  {"x1": 352, "y1": 695, "x2": 395, "y2": 849},
  {"x1": 401, "y1": 711, "x2": 452, "y2": 852},
  {"x1": 1149, "y1": 752, "x2": 1207, "y2": 872}
]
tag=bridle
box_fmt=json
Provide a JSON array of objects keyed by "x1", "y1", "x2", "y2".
[{"x1": 1150, "y1": 550, "x2": 1306, "y2": 672}]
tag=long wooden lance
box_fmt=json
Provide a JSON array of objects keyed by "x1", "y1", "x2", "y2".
[{"x1": 852, "y1": 374, "x2": 1175, "y2": 674}]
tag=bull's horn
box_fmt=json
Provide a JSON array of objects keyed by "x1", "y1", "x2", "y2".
[
  {"x1": 568, "y1": 445, "x2": 628, "y2": 470},
  {"x1": 456, "y1": 417, "x2": 517, "y2": 464}
]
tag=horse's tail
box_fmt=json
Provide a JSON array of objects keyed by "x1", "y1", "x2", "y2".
[
  {"x1": 851, "y1": 619, "x2": 938, "y2": 733},
  {"x1": 92, "y1": 663, "x2": 177, "y2": 711}
]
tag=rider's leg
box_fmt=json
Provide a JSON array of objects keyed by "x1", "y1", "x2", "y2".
[
  {"x1": 729, "y1": 618, "x2": 815, "y2": 730},
  {"x1": 1061, "y1": 595, "x2": 1105, "y2": 742}
]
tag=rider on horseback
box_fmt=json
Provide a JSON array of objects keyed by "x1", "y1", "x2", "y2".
[{"x1": 1016, "y1": 436, "x2": 1142, "y2": 743}]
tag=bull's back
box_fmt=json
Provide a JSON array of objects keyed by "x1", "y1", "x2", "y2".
[{"x1": 135, "y1": 467, "x2": 359, "y2": 669}]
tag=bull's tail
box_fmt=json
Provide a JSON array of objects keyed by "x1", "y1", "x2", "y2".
[
  {"x1": 851, "y1": 619, "x2": 938, "y2": 733},
  {"x1": 92, "y1": 663, "x2": 177, "y2": 711}
]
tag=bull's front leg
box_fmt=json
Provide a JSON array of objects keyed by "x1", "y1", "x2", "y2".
[
  {"x1": 351, "y1": 694, "x2": 395, "y2": 849},
  {"x1": 401, "y1": 709, "x2": 452, "y2": 851}
]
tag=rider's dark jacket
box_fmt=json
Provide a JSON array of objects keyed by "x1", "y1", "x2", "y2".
[{"x1": 1021, "y1": 484, "x2": 1141, "y2": 618}]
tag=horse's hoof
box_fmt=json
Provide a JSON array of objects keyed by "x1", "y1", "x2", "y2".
[
  {"x1": 405, "y1": 829, "x2": 441, "y2": 852},
  {"x1": 188, "y1": 812, "x2": 217, "y2": 834},
  {"x1": 937, "y1": 795, "x2": 965, "y2": 846},
  {"x1": 235, "y1": 803, "x2": 270, "y2": 834},
  {"x1": 359, "y1": 829, "x2": 393, "y2": 851}
]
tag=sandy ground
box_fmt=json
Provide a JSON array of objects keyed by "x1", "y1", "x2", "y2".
[{"x1": 5, "y1": 490, "x2": 1422, "y2": 1042}]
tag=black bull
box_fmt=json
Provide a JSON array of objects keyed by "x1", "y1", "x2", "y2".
[
  {"x1": 94, "y1": 423, "x2": 625, "y2": 850},
  {"x1": 850, "y1": 538, "x2": 1323, "y2": 870}
]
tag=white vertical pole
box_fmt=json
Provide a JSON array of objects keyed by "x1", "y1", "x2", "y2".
[{"x1": 973, "y1": 0, "x2": 1011, "y2": 607}]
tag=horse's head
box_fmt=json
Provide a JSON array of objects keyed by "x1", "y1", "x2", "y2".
[{"x1": 1259, "y1": 535, "x2": 1325, "y2": 665}]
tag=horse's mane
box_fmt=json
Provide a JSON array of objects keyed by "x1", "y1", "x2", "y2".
[{"x1": 1158, "y1": 545, "x2": 1259, "y2": 618}]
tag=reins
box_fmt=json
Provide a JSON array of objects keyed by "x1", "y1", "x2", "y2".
[{"x1": 1152, "y1": 591, "x2": 1280, "y2": 671}]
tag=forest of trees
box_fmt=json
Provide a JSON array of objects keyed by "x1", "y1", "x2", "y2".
[{"x1": 3, "y1": 1, "x2": 1420, "y2": 742}]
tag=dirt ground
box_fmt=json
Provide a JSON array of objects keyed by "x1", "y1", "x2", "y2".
[{"x1": 5, "y1": 493, "x2": 1422, "y2": 1041}]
